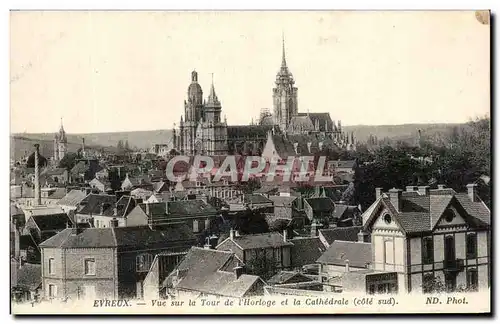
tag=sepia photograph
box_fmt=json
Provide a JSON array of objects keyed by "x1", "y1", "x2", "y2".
[{"x1": 9, "y1": 10, "x2": 491, "y2": 315}]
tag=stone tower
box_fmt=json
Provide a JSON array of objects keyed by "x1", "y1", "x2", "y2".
[
  {"x1": 180, "y1": 70, "x2": 204, "y2": 155},
  {"x1": 202, "y1": 75, "x2": 228, "y2": 155},
  {"x1": 273, "y1": 34, "x2": 298, "y2": 133},
  {"x1": 53, "y1": 118, "x2": 68, "y2": 163}
]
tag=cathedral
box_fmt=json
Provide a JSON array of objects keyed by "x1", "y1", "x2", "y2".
[
  {"x1": 173, "y1": 36, "x2": 356, "y2": 156},
  {"x1": 53, "y1": 119, "x2": 68, "y2": 163}
]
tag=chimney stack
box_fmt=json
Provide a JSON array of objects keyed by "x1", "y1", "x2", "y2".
[
  {"x1": 34, "y1": 144, "x2": 41, "y2": 206},
  {"x1": 145, "y1": 202, "x2": 150, "y2": 216},
  {"x1": 417, "y1": 186, "x2": 430, "y2": 196},
  {"x1": 230, "y1": 228, "x2": 234, "y2": 240},
  {"x1": 235, "y1": 230, "x2": 240, "y2": 237},
  {"x1": 203, "y1": 237, "x2": 212, "y2": 250},
  {"x1": 345, "y1": 260, "x2": 350, "y2": 273},
  {"x1": 467, "y1": 183, "x2": 478, "y2": 202},
  {"x1": 165, "y1": 201, "x2": 169, "y2": 215},
  {"x1": 375, "y1": 188, "x2": 383, "y2": 200},
  {"x1": 358, "y1": 230, "x2": 368, "y2": 243},
  {"x1": 283, "y1": 229, "x2": 288, "y2": 242},
  {"x1": 110, "y1": 218, "x2": 119, "y2": 228},
  {"x1": 113, "y1": 207, "x2": 118, "y2": 217},
  {"x1": 388, "y1": 188, "x2": 402, "y2": 212}
]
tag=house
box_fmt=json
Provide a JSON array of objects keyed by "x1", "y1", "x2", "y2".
[
  {"x1": 89, "y1": 177, "x2": 112, "y2": 193},
  {"x1": 11, "y1": 261, "x2": 42, "y2": 303},
  {"x1": 216, "y1": 230, "x2": 294, "y2": 279},
  {"x1": 94, "y1": 167, "x2": 109, "y2": 180},
  {"x1": 358, "y1": 184, "x2": 491, "y2": 294},
  {"x1": 74, "y1": 193, "x2": 117, "y2": 224},
  {"x1": 332, "y1": 203, "x2": 362, "y2": 226},
  {"x1": 289, "y1": 236, "x2": 327, "y2": 269},
  {"x1": 318, "y1": 226, "x2": 369, "y2": 248},
  {"x1": 157, "y1": 247, "x2": 266, "y2": 299},
  {"x1": 121, "y1": 174, "x2": 153, "y2": 191},
  {"x1": 40, "y1": 168, "x2": 69, "y2": 184},
  {"x1": 304, "y1": 197, "x2": 335, "y2": 223},
  {"x1": 126, "y1": 200, "x2": 219, "y2": 234},
  {"x1": 70, "y1": 159, "x2": 102, "y2": 183},
  {"x1": 23, "y1": 213, "x2": 73, "y2": 246},
  {"x1": 39, "y1": 222, "x2": 196, "y2": 300},
  {"x1": 130, "y1": 188, "x2": 153, "y2": 201},
  {"x1": 57, "y1": 190, "x2": 87, "y2": 214},
  {"x1": 93, "y1": 195, "x2": 137, "y2": 228}
]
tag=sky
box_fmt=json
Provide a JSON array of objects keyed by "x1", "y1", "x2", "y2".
[{"x1": 10, "y1": 11, "x2": 490, "y2": 134}]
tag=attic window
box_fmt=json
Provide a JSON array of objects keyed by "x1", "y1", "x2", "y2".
[
  {"x1": 444, "y1": 209, "x2": 455, "y2": 223},
  {"x1": 384, "y1": 214, "x2": 392, "y2": 224}
]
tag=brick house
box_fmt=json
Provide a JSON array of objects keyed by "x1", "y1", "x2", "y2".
[
  {"x1": 348, "y1": 184, "x2": 491, "y2": 294},
  {"x1": 39, "y1": 222, "x2": 196, "y2": 300}
]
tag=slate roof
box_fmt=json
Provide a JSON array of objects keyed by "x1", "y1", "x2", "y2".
[
  {"x1": 305, "y1": 197, "x2": 335, "y2": 212},
  {"x1": 57, "y1": 190, "x2": 87, "y2": 207},
  {"x1": 11, "y1": 262, "x2": 41, "y2": 290},
  {"x1": 244, "y1": 194, "x2": 273, "y2": 205},
  {"x1": 316, "y1": 241, "x2": 372, "y2": 268},
  {"x1": 332, "y1": 204, "x2": 360, "y2": 220},
  {"x1": 39, "y1": 223, "x2": 196, "y2": 249},
  {"x1": 77, "y1": 193, "x2": 117, "y2": 215},
  {"x1": 296, "y1": 112, "x2": 335, "y2": 132},
  {"x1": 318, "y1": 226, "x2": 363, "y2": 245},
  {"x1": 362, "y1": 187, "x2": 491, "y2": 235},
  {"x1": 221, "y1": 232, "x2": 294, "y2": 250},
  {"x1": 112, "y1": 195, "x2": 137, "y2": 218},
  {"x1": 29, "y1": 213, "x2": 73, "y2": 232},
  {"x1": 165, "y1": 247, "x2": 263, "y2": 298},
  {"x1": 268, "y1": 195, "x2": 297, "y2": 207},
  {"x1": 267, "y1": 271, "x2": 314, "y2": 285},
  {"x1": 290, "y1": 237, "x2": 327, "y2": 267},
  {"x1": 138, "y1": 200, "x2": 218, "y2": 220}
]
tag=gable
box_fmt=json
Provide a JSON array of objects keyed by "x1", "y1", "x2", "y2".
[
  {"x1": 434, "y1": 203, "x2": 468, "y2": 229},
  {"x1": 371, "y1": 206, "x2": 404, "y2": 233}
]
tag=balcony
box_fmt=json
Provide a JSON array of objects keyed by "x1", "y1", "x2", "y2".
[{"x1": 443, "y1": 258, "x2": 464, "y2": 273}]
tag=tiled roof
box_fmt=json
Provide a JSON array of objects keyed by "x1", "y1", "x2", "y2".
[
  {"x1": 316, "y1": 241, "x2": 372, "y2": 268},
  {"x1": 223, "y1": 232, "x2": 294, "y2": 250},
  {"x1": 166, "y1": 247, "x2": 263, "y2": 298},
  {"x1": 39, "y1": 223, "x2": 195, "y2": 249},
  {"x1": 363, "y1": 188, "x2": 491, "y2": 234},
  {"x1": 77, "y1": 193, "x2": 116, "y2": 215},
  {"x1": 244, "y1": 194, "x2": 273, "y2": 205},
  {"x1": 305, "y1": 197, "x2": 335, "y2": 212},
  {"x1": 11, "y1": 262, "x2": 41, "y2": 290},
  {"x1": 30, "y1": 213, "x2": 73, "y2": 232},
  {"x1": 318, "y1": 226, "x2": 363, "y2": 245},
  {"x1": 290, "y1": 237, "x2": 327, "y2": 267},
  {"x1": 57, "y1": 190, "x2": 87, "y2": 207}
]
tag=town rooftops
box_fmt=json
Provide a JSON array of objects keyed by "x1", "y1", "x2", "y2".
[
  {"x1": 11, "y1": 262, "x2": 41, "y2": 291},
  {"x1": 218, "y1": 231, "x2": 294, "y2": 250},
  {"x1": 22, "y1": 205, "x2": 66, "y2": 217},
  {"x1": 39, "y1": 223, "x2": 196, "y2": 249},
  {"x1": 318, "y1": 226, "x2": 364, "y2": 246},
  {"x1": 164, "y1": 247, "x2": 265, "y2": 298},
  {"x1": 316, "y1": 240, "x2": 372, "y2": 268},
  {"x1": 28, "y1": 213, "x2": 73, "y2": 232},
  {"x1": 267, "y1": 270, "x2": 314, "y2": 285},
  {"x1": 243, "y1": 194, "x2": 273, "y2": 206},
  {"x1": 304, "y1": 197, "x2": 335, "y2": 212},
  {"x1": 77, "y1": 193, "x2": 117, "y2": 215},
  {"x1": 138, "y1": 200, "x2": 218, "y2": 218},
  {"x1": 41, "y1": 168, "x2": 67, "y2": 176},
  {"x1": 362, "y1": 185, "x2": 491, "y2": 234},
  {"x1": 57, "y1": 190, "x2": 87, "y2": 207},
  {"x1": 289, "y1": 236, "x2": 327, "y2": 267}
]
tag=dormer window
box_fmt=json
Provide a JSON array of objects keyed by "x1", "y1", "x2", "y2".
[
  {"x1": 443, "y1": 209, "x2": 455, "y2": 223},
  {"x1": 384, "y1": 214, "x2": 392, "y2": 225}
]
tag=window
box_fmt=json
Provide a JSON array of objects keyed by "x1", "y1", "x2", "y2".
[
  {"x1": 384, "y1": 240, "x2": 394, "y2": 265},
  {"x1": 48, "y1": 284, "x2": 57, "y2": 298},
  {"x1": 84, "y1": 258, "x2": 96, "y2": 275},
  {"x1": 193, "y1": 220, "x2": 199, "y2": 233},
  {"x1": 48, "y1": 258, "x2": 55, "y2": 275},
  {"x1": 384, "y1": 214, "x2": 392, "y2": 224},
  {"x1": 422, "y1": 237, "x2": 434, "y2": 264},
  {"x1": 467, "y1": 268, "x2": 478, "y2": 291},
  {"x1": 136, "y1": 253, "x2": 153, "y2": 272},
  {"x1": 466, "y1": 233, "x2": 477, "y2": 259},
  {"x1": 443, "y1": 209, "x2": 455, "y2": 223}
]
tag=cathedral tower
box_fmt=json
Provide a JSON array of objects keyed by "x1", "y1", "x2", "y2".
[
  {"x1": 273, "y1": 34, "x2": 298, "y2": 132},
  {"x1": 53, "y1": 118, "x2": 68, "y2": 163}
]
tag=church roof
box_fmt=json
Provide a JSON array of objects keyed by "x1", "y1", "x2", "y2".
[
  {"x1": 296, "y1": 113, "x2": 335, "y2": 132},
  {"x1": 227, "y1": 125, "x2": 273, "y2": 139}
]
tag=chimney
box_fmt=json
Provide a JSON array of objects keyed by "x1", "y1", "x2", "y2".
[
  {"x1": 437, "y1": 184, "x2": 446, "y2": 190},
  {"x1": 388, "y1": 188, "x2": 402, "y2": 212},
  {"x1": 113, "y1": 207, "x2": 118, "y2": 217},
  {"x1": 34, "y1": 144, "x2": 41, "y2": 206},
  {"x1": 233, "y1": 262, "x2": 244, "y2": 279},
  {"x1": 145, "y1": 202, "x2": 150, "y2": 216},
  {"x1": 100, "y1": 203, "x2": 105, "y2": 215},
  {"x1": 235, "y1": 230, "x2": 240, "y2": 237},
  {"x1": 358, "y1": 230, "x2": 368, "y2": 243},
  {"x1": 165, "y1": 201, "x2": 169, "y2": 214},
  {"x1": 417, "y1": 186, "x2": 430, "y2": 196},
  {"x1": 467, "y1": 183, "x2": 478, "y2": 202},
  {"x1": 203, "y1": 237, "x2": 212, "y2": 249},
  {"x1": 230, "y1": 228, "x2": 234, "y2": 240},
  {"x1": 345, "y1": 260, "x2": 350, "y2": 273},
  {"x1": 110, "y1": 218, "x2": 119, "y2": 228},
  {"x1": 406, "y1": 186, "x2": 416, "y2": 192},
  {"x1": 375, "y1": 188, "x2": 383, "y2": 200},
  {"x1": 283, "y1": 229, "x2": 288, "y2": 242}
]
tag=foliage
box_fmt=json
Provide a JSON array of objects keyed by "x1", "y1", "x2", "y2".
[
  {"x1": 245, "y1": 251, "x2": 280, "y2": 280},
  {"x1": 26, "y1": 152, "x2": 48, "y2": 168},
  {"x1": 422, "y1": 274, "x2": 446, "y2": 294},
  {"x1": 58, "y1": 152, "x2": 78, "y2": 171},
  {"x1": 235, "y1": 178, "x2": 261, "y2": 194}
]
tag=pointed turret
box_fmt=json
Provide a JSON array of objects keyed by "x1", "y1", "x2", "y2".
[
  {"x1": 281, "y1": 32, "x2": 287, "y2": 68},
  {"x1": 207, "y1": 73, "x2": 220, "y2": 106}
]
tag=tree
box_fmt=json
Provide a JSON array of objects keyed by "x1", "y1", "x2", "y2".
[
  {"x1": 26, "y1": 152, "x2": 48, "y2": 168},
  {"x1": 124, "y1": 140, "x2": 130, "y2": 152},
  {"x1": 58, "y1": 152, "x2": 78, "y2": 171},
  {"x1": 245, "y1": 252, "x2": 280, "y2": 280},
  {"x1": 422, "y1": 274, "x2": 446, "y2": 294}
]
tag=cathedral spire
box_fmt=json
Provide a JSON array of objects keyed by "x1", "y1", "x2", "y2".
[
  {"x1": 281, "y1": 32, "x2": 287, "y2": 68},
  {"x1": 207, "y1": 73, "x2": 219, "y2": 105}
]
